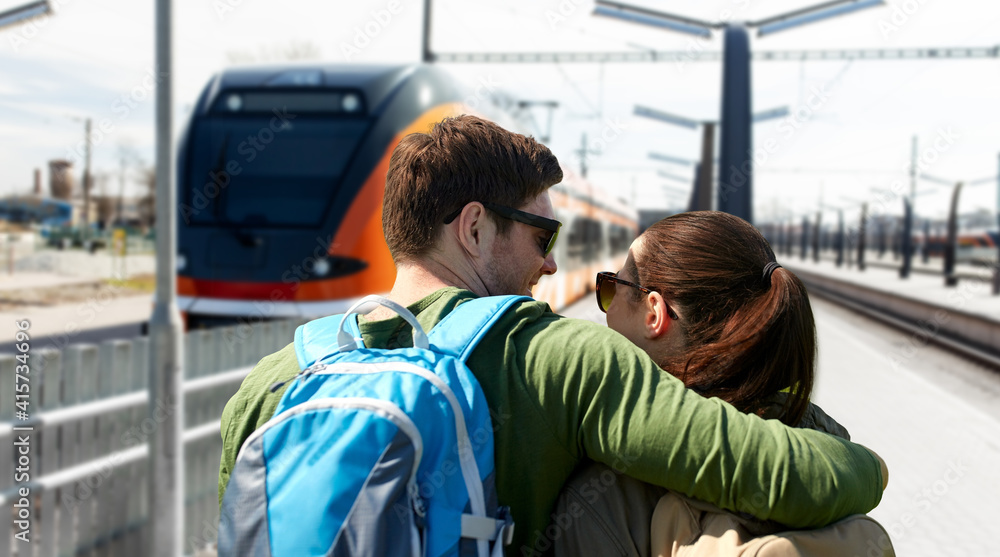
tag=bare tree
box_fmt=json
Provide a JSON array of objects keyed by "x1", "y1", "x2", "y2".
[
  {"x1": 138, "y1": 165, "x2": 156, "y2": 230},
  {"x1": 90, "y1": 173, "x2": 113, "y2": 229},
  {"x1": 114, "y1": 142, "x2": 143, "y2": 226}
]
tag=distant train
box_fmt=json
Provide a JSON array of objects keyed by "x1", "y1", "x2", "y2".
[
  {"x1": 539, "y1": 169, "x2": 637, "y2": 310},
  {"x1": 176, "y1": 64, "x2": 635, "y2": 327},
  {"x1": 921, "y1": 228, "x2": 999, "y2": 264}
]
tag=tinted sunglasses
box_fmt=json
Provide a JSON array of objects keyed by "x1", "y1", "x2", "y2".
[
  {"x1": 596, "y1": 271, "x2": 679, "y2": 320},
  {"x1": 444, "y1": 202, "x2": 562, "y2": 256}
]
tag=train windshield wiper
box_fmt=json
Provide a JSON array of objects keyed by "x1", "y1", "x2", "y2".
[
  {"x1": 210, "y1": 134, "x2": 229, "y2": 220},
  {"x1": 208, "y1": 134, "x2": 265, "y2": 245}
]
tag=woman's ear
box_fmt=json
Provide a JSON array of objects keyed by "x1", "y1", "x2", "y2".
[{"x1": 644, "y1": 291, "x2": 673, "y2": 340}]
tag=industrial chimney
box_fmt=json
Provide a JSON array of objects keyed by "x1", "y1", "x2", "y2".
[{"x1": 48, "y1": 160, "x2": 74, "y2": 200}]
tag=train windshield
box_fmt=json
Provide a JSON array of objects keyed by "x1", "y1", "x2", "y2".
[{"x1": 185, "y1": 94, "x2": 370, "y2": 228}]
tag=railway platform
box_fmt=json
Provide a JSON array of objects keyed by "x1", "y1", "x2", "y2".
[
  {"x1": 783, "y1": 254, "x2": 999, "y2": 318},
  {"x1": 784, "y1": 255, "x2": 1000, "y2": 367}
]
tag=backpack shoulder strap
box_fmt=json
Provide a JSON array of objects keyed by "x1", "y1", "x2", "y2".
[
  {"x1": 427, "y1": 295, "x2": 531, "y2": 363},
  {"x1": 293, "y1": 295, "x2": 529, "y2": 369},
  {"x1": 293, "y1": 313, "x2": 364, "y2": 370}
]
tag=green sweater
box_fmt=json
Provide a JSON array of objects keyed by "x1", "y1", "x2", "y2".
[{"x1": 219, "y1": 288, "x2": 883, "y2": 553}]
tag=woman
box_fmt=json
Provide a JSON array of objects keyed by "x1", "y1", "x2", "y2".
[
  {"x1": 598, "y1": 210, "x2": 843, "y2": 435},
  {"x1": 555, "y1": 211, "x2": 892, "y2": 557}
]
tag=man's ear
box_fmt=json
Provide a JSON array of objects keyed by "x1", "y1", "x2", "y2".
[
  {"x1": 644, "y1": 291, "x2": 673, "y2": 340},
  {"x1": 456, "y1": 202, "x2": 489, "y2": 257}
]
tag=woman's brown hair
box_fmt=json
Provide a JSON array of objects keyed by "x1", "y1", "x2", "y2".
[{"x1": 632, "y1": 211, "x2": 816, "y2": 426}]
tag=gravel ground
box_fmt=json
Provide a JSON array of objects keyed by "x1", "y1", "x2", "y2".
[
  {"x1": 0, "y1": 275, "x2": 154, "y2": 311},
  {"x1": 14, "y1": 249, "x2": 156, "y2": 277}
]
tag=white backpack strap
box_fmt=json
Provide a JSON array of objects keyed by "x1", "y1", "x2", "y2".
[
  {"x1": 461, "y1": 512, "x2": 515, "y2": 556},
  {"x1": 337, "y1": 295, "x2": 429, "y2": 351}
]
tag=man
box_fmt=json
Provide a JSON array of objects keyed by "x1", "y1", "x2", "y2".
[{"x1": 219, "y1": 115, "x2": 887, "y2": 554}]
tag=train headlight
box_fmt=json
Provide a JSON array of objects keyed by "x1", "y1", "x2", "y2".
[
  {"x1": 176, "y1": 253, "x2": 187, "y2": 272},
  {"x1": 342, "y1": 94, "x2": 360, "y2": 113},
  {"x1": 225, "y1": 94, "x2": 242, "y2": 112},
  {"x1": 313, "y1": 258, "x2": 330, "y2": 276}
]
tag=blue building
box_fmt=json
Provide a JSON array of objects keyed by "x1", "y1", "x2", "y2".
[{"x1": 0, "y1": 196, "x2": 73, "y2": 228}]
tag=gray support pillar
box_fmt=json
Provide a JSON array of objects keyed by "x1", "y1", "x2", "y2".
[
  {"x1": 835, "y1": 210, "x2": 845, "y2": 267},
  {"x1": 895, "y1": 222, "x2": 902, "y2": 259},
  {"x1": 688, "y1": 163, "x2": 701, "y2": 212},
  {"x1": 83, "y1": 118, "x2": 92, "y2": 240},
  {"x1": 422, "y1": 0, "x2": 433, "y2": 62},
  {"x1": 149, "y1": 0, "x2": 185, "y2": 554},
  {"x1": 717, "y1": 25, "x2": 752, "y2": 223},
  {"x1": 695, "y1": 123, "x2": 715, "y2": 211},
  {"x1": 800, "y1": 216, "x2": 809, "y2": 261},
  {"x1": 877, "y1": 217, "x2": 887, "y2": 258},
  {"x1": 900, "y1": 198, "x2": 913, "y2": 279},
  {"x1": 858, "y1": 204, "x2": 867, "y2": 271},
  {"x1": 922, "y1": 218, "x2": 930, "y2": 264},
  {"x1": 812, "y1": 212, "x2": 821, "y2": 263},
  {"x1": 994, "y1": 153, "x2": 1000, "y2": 295},
  {"x1": 944, "y1": 181, "x2": 963, "y2": 287}
]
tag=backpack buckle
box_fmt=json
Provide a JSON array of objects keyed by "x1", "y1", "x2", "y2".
[{"x1": 497, "y1": 506, "x2": 515, "y2": 546}]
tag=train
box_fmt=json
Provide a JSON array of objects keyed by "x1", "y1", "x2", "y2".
[
  {"x1": 920, "y1": 228, "x2": 999, "y2": 263},
  {"x1": 176, "y1": 64, "x2": 636, "y2": 327}
]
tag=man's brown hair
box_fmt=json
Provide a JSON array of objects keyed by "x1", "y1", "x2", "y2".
[{"x1": 382, "y1": 115, "x2": 563, "y2": 263}]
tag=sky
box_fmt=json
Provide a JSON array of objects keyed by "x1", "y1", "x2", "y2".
[{"x1": 1, "y1": 0, "x2": 999, "y2": 224}]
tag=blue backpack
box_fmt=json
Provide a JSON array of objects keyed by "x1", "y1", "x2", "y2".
[{"x1": 219, "y1": 295, "x2": 526, "y2": 557}]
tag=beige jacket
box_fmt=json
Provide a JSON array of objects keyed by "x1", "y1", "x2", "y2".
[
  {"x1": 651, "y1": 396, "x2": 895, "y2": 557},
  {"x1": 651, "y1": 493, "x2": 893, "y2": 557}
]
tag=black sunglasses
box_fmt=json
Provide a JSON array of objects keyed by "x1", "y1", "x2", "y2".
[
  {"x1": 596, "y1": 271, "x2": 679, "y2": 320},
  {"x1": 444, "y1": 202, "x2": 562, "y2": 256}
]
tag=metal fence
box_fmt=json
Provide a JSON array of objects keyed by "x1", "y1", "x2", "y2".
[{"x1": 1, "y1": 318, "x2": 305, "y2": 556}]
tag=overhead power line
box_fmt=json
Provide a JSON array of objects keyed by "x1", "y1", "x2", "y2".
[
  {"x1": 757, "y1": 167, "x2": 902, "y2": 174},
  {"x1": 433, "y1": 46, "x2": 1000, "y2": 64}
]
